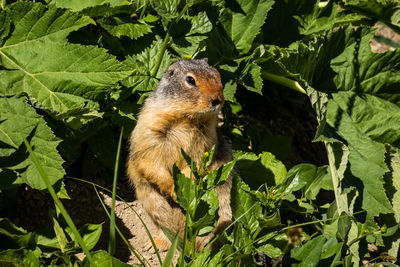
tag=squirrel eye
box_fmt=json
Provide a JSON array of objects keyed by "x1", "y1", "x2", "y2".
[{"x1": 185, "y1": 75, "x2": 196, "y2": 86}]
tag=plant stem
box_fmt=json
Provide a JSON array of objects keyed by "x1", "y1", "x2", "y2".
[
  {"x1": 93, "y1": 186, "x2": 149, "y2": 266},
  {"x1": 151, "y1": 4, "x2": 189, "y2": 78},
  {"x1": 139, "y1": 0, "x2": 148, "y2": 19},
  {"x1": 23, "y1": 138, "x2": 95, "y2": 266},
  {"x1": 108, "y1": 127, "x2": 123, "y2": 256},
  {"x1": 67, "y1": 175, "x2": 164, "y2": 266},
  {"x1": 325, "y1": 141, "x2": 349, "y2": 215},
  {"x1": 262, "y1": 71, "x2": 307, "y2": 94}
]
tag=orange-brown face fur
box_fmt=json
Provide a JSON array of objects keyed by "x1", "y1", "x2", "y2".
[{"x1": 152, "y1": 59, "x2": 224, "y2": 119}]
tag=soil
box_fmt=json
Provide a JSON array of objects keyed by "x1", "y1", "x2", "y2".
[
  {"x1": 5, "y1": 24, "x2": 400, "y2": 266},
  {"x1": 9, "y1": 177, "x2": 178, "y2": 266}
]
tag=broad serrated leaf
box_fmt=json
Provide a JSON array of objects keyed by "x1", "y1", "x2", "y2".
[
  {"x1": 54, "y1": 0, "x2": 131, "y2": 12},
  {"x1": 170, "y1": 12, "x2": 212, "y2": 57},
  {"x1": 386, "y1": 146, "x2": 400, "y2": 257},
  {"x1": 342, "y1": 0, "x2": 400, "y2": 33},
  {"x1": 241, "y1": 63, "x2": 263, "y2": 94},
  {"x1": 219, "y1": 0, "x2": 274, "y2": 54},
  {"x1": 294, "y1": 0, "x2": 366, "y2": 35},
  {"x1": 98, "y1": 15, "x2": 153, "y2": 39},
  {"x1": 150, "y1": 0, "x2": 180, "y2": 19},
  {"x1": 0, "y1": 96, "x2": 65, "y2": 191},
  {"x1": 322, "y1": 93, "x2": 393, "y2": 217},
  {"x1": 0, "y1": 10, "x2": 10, "y2": 45},
  {"x1": 331, "y1": 27, "x2": 400, "y2": 106},
  {"x1": 123, "y1": 38, "x2": 172, "y2": 92},
  {"x1": 0, "y1": 2, "x2": 132, "y2": 119}
]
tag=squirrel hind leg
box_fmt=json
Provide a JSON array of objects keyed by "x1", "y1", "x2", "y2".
[{"x1": 135, "y1": 182, "x2": 185, "y2": 250}]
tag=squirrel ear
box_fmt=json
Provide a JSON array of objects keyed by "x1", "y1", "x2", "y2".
[{"x1": 167, "y1": 66, "x2": 175, "y2": 76}]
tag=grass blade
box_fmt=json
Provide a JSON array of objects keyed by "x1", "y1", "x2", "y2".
[
  {"x1": 109, "y1": 127, "x2": 124, "y2": 256},
  {"x1": 162, "y1": 234, "x2": 178, "y2": 267},
  {"x1": 67, "y1": 175, "x2": 164, "y2": 265},
  {"x1": 93, "y1": 185, "x2": 149, "y2": 266},
  {"x1": 23, "y1": 138, "x2": 94, "y2": 265}
]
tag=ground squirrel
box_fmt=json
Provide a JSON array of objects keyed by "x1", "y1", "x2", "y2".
[{"x1": 127, "y1": 59, "x2": 233, "y2": 251}]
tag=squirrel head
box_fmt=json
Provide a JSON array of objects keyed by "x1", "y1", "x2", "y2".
[{"x1": 153, "y1": 59, "x2": 224, "y2": 117}]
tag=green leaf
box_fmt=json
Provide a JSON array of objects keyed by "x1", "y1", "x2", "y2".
[
  {"x1": 172, "y1": 164, "x2": 196, "y2": 212},
  {"x1": 341, "y1": 0, "x2": 400, "y2": 33},
  {"x1": 0, "y1": 248, "x2": 41, "y2": 267},
  {"x1": 54, "y1": 0, "x2": 131, "y2": 12},
  {"x1": 192, "y1": 191, "x2": 219, "y2": 234},
  {"x1": 83, "y1": 250, "x2": 131, "y2": 267},
  {"x1": 294, "y1": 1, "x2": 366, "y2": 35},
  {"x1": 36, "y1": 228, "x2": 60, "y2": 250},
  {"x1": 0, "y1": 96, "x2": 65, "y2": 191},
  {"x1": 98, "y1": 15, "x2": 153, "y2": 39},
  {"x1": 235, "y1": 151, "x2": 287, "y2": 189},
  {"x1": 241, "y1": 63, "x2": 263, "y2": 94},
  {"x1": 0, "y1": 2, "x2": 132, "y2": 120},
  {"x1": 170, "y1": 11, "x2": 212, "y2": 57},
  {"x1": 337, "y1": 212, "x2": 352, "y2": 242},
  {"x1": 320, "y1": 93, "x2": 393, "y2": 217},
  {"x1": 123, "y1": 38, "x2": 172, "y2": 92},
  {"x1": 231, "y1": 175, "x2": 261, "y2": 235},
  {"x1": 291, "y1": 235, "x2": 326, "y2": 266},
  {"x1": 219, "y1": 0, "x2": 274, "y2": 54},
  {"x1": 79, "y1": 224, "x2": 103, "y2": 251},
  {"x1": 208, "y1": 159, "x2": 236, "y2": 187},
  {"x1": 282, "y1": 164, "x2": 332, "y2": 201},
  {"x1": 150, "y1": 0, "x2": 181, "y2": 19},
  {"x1": 320, "y1": 237, "x2": 343, "y2": 262},
  {"x1": 52, "y1": 217, "x2": 69, "y2": 253},
  {"x1": 331, "y1": 27, "x2": 400, "y2": 106},
  {"x1": 0, "y1": 10, "x2": 10, "y2": 45},
  {"x1": 385, "y1": 146, "x2": 400, "y2": 257},
  {"x1": 162, "y1": 234, "x2": 179, "y2": 267},
  {"x1": 0, "y1": 218, "x2": 35, "y2": 249}
]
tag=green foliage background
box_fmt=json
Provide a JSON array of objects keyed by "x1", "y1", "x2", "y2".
[{"x1": 1, "y1": 0, "x2": 400, "y2": 265}]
